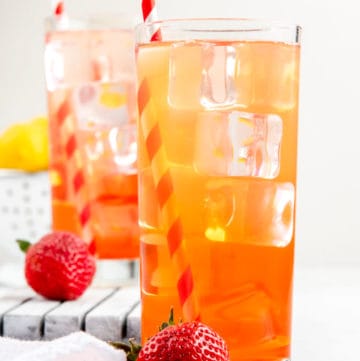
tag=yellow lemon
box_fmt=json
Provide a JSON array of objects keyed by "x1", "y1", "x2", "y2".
[
  {"x1": 0, "y1": 116, "x2": 50, "y2": 172},
  {"x1": 0, "y1": 123, "x2": 25, "y2": 168}
]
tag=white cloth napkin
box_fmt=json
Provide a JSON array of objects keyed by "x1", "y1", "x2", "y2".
[{"x1": 0, "y1": 331, "x2": 127, "y2": 361}]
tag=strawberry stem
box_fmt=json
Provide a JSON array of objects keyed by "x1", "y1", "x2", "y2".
[
  {"x1": 109, "y1": 338, "x2": 141, "y2": 361},
  {"x1": 169, "y1": 307, "x2": 174, "y2": 324},
  {"x1": 16, "y1": 239, "x2": 32, "y2": 253},
  {"x1": 159, "y1": 307, "x2": 175, "y2": 331}
]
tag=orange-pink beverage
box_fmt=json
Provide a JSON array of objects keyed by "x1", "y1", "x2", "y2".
[
  {"x1": 136, "y1": 19, "x2": 301, "y2": 360},
  {"x1": 45, "y1": 16, "x2": 139, "y2": 259}
]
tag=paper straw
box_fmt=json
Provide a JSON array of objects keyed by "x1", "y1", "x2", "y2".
[
  {"x1": 141, "y1": 0, "x2": 161, "y2": 41},
  {"x1": 55, "y1": 99, "x2": 95, "y2": 253},
  {"x1": 48, "y1": 0, "x2": 94, "y2": 251},
  {"x1": 51, "y1": 0, "x2": 64, "y2": 16},
  {"x1": 139, "y1": 0, "x2": 200, "y2": 321}
]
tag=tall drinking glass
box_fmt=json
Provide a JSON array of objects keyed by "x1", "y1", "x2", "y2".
[
  {"x1": 136, "y1": 19, "x2": 301, "y2": 360},
  {"x1": 44, "y1": 14, "x2": 139, "y2": 283}
]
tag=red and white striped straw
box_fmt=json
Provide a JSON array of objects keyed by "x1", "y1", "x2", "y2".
[
  {"x1": 141, "y1": 0, "x2": 161, "y2": 41},
  {"x1": 51, "y1": 0, "x2": 64, "y2": 16},
  {"x1": 48, "y1": 0, "x2": 94, "y2": 251},
  {"x1": 140, "y1": 0, "x2": 200, "y2": 322},
  {"x1": 55, "y1": 99, "x2": 95, "y2": 254}
]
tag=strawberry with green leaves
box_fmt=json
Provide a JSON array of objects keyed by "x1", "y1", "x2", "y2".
[
  {"x1": 114, "y1": 309, "x2": 230, "y2": 361},
  {"x1": 18, "y1": 231, "x2": 96, "y2": 301}
]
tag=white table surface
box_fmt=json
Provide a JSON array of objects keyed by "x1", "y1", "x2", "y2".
[{"x1": 292, "y1": 265, "x2": 360, "y2": 360}]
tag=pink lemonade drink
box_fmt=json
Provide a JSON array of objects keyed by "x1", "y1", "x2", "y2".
[
  {"x1": 136, "y1": 19, "x2": 301, "y2": 360},
  {"x1": 45, "y1": 16, "x2": 139, "y2": 260}
]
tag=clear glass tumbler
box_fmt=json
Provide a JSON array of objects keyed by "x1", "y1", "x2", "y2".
[
  {"x1": 44, "y1": 14, "x2": 139, "y2": 285},
  {"x1": 136, "y1": 18, "x2": 301, "y2": 360}
]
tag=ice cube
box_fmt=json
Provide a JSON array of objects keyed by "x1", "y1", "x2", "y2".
[
  {"x1": 244, "y1": 180, "x2": 295, "y2": 246},
  {"x1": 204, "y1": 179, "x2": 294, "y2": 247},
  {"x1": 194, "y1": 110, "x2": 282, "y2": 179},
  {"x1": 168, "y1": 41, "x2": 204, "y2": 110},
  {"x1": 90, "y1": 30, "x2": 135, "y2": 83},
  {"x1": 204, "y1": 181, "x2": 235, "y2": 242},
  {"x1": 44, "y1": 42, "x2": 65, "y2": 91},
  {"x1": 200, "y1": 44, "x2": 237, "y2": 108},
  {"x1": 168, "y1": 42, "x2": 237, "y2": 110},
  {"x1": 273, "y1": 60, "x2": 299, "y2": 111},
  {"x1": 110, "y1": 124, "x2": 137, "y2": 172},
  {"x1": 80, "y1": 124, "x2": 137, "y2": 175},
  {"x1": 202, "y1": 283, "x2": 276, "y2": 345},
  {"x1": 231, "y1": 42, "x2": 299, "y2": 111},
  {"x1": 45, "y1": 34, "x2": 97, "y2": 90},
  {"x1": 73, "y1": 82, "x2": 130, "y2": 129},
  {"x1": 72, "y1": 82, "x2": 137, "y2": 174}
]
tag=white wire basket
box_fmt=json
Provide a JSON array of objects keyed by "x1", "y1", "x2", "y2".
[
  {"x1": 0, "y1": 170, "x2": 51, "y2": 286},
  {"x1": 0, "y1": 170, "x2": 139, "y2": 287}
]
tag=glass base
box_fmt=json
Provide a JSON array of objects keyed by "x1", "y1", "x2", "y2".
[{"x1": 92, "y1": 259, "x2": 139, "y2": 287}]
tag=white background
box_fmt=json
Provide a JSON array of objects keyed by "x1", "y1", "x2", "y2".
[{"x1": 0, "y1": 0, "x2": 359, "y2": 268}]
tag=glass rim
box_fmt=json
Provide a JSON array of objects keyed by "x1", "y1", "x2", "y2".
[
  {"x1": 45, "y1": 13, "x2": 137, "y2": 32},
  {"x1": 135, "y1": 17, "x2": 302, "y2": 44}
]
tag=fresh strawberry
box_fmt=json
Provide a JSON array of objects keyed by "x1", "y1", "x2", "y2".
[
  {"x1": 18, "y1": 231, "x2": 96, "y2": 301},
  {"x1": 137, "y1": 315, "x2": 230, "y2": 361}
]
